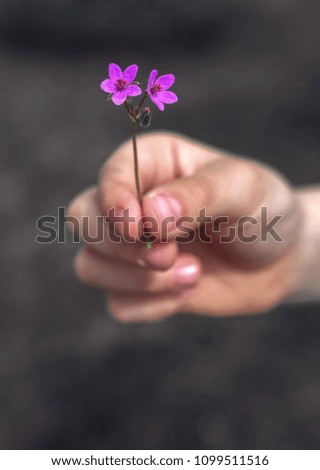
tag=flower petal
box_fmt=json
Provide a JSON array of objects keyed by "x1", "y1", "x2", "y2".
[
  {"x1": 125, "y1": 84, "x2": 142, "y2": 96},
  {"x1": 156, "y1": 74, "x2": 175, "y2": 90},
  {"x1": 111, "y1": 91, "x2": 127, "y2": 105},
  {"x1": 123, "y1": 64, "x2": 138, "y2": 83},
  {"x1": 150, "y1": 94, "x2": 165, "y2": 111},
  {"x1": 147, "y1": 69, "x2": 158, "y2": 91},
  {"x1": 108, "y1": 63, "x2": 122, "y2": 81},
  {"x1": 100, "y1": 79, "x2": 116, "y2": 93},
  {"x1": 157, "y1": 91, "x2": 178, "y2": 104}
]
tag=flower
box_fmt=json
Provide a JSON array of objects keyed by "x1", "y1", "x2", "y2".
[
  {"x1": 146, "y1": 70, "x2": 178, "y2": 111},
  {"x1": 100, "y1": 63, "x2": 142, "y2": 105}
]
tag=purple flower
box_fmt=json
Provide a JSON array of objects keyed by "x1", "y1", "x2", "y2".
[
  {"x1": 146, "y1": 70, "x2": 178, "y2": 111},
  {"x1": 100, "y1": 63, "x2": 142, "y2": 105}
]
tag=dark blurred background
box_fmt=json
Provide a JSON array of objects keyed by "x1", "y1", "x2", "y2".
[{"x1": 1, "y1": 0, "x2": 320, "y2": 449}]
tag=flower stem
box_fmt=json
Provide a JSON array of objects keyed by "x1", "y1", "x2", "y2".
[
  {"x1": 131, "y1": 117, "x2": 153, "y2": 250},
  {"x1": 135, "y1": 92, "x2": 148, "y2": 118},
  {"x1": 127, "y1": 97, "x2": 153, "y2": 250},
  {"x1": 131, "y1": 121, "x2": 143, "y2": 206},
  {"x1": 124, "y1": 100, "x2": 133, "y2": 118}
]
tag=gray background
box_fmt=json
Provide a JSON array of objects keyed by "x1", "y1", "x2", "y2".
[{"x1": 0, "y1": 0, "x2": 319, "y2": 449}]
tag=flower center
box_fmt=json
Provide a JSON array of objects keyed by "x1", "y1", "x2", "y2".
[
  {"x1": 115, "y1": 78, "x2": 127, "y2": 91},
  {"x1": 150, "y1": 83, "x2": 162, "y2": 95}
]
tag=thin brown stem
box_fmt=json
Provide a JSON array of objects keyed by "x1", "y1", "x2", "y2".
[
  {"x1": 135, "y1": 92, "x2": 148, "y2": 118},
  {"x1": 125, "y1": 97, "x2": 153, "y2": 249},
  {"x1": 131, "y1": 122, "x2": 143, "y2": 206},
  {"x1": 124, "y1": 101, "x2": 132, "y2": 116}
]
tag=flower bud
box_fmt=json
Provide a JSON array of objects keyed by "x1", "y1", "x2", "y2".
[{"x1": 139, "y1": 107, "x2": 151, "y2": 128}]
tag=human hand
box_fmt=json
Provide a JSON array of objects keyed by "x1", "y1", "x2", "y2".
[{"x1": 68, "y1": 132, "x2": 305, "y2": 322}]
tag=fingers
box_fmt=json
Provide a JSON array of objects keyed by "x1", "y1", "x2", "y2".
[
  {"x1": 108, "y1": 291, "x2": 192, "y2": 323},
  {"x1": 67, "y1": 186, "x2": 178, "y2": 270},
  {"x1": 74, "y1": 246, "x2": 201, "y2": 294},
  {"x1": 98, "y1": 132, "x2": 217, "y2": 238}
]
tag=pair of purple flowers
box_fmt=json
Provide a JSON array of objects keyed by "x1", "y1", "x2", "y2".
[{"x1": 100, "y1": 63, "x2": 178, "y2": 111}]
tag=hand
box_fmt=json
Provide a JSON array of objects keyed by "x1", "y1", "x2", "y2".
[{"x1": 68, "y1": 132, "x2": 304, "y2": 322}]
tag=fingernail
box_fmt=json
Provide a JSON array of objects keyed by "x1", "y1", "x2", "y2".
[
  {"x1": 147, "y1": 192, "x2": 182, "y2": 227},
  {"x1": 174, "y1": 260, "x2": 199, "y2": 288}
]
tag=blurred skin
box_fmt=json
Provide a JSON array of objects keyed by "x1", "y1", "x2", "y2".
[{"x1": 68, "y1": 132, "x2": 319, "y2": 322}]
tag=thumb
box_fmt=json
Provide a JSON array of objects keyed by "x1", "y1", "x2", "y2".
[{"x1": 143, "y1": 156, "x2": 282, "y2": 240}]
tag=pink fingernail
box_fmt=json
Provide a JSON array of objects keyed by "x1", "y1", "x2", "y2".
[
  {"x1": 148, "y1": 192, "x2": 182, "y2": 227},
  {"x1": 174, "y1": 260, "x2": 199, "y2": 288}
]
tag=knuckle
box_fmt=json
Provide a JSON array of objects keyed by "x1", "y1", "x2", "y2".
[
  {"x1": 67, "y1": 187, "x2": 96, "y2": 219},
  {"x1": 67, "y1": 197, "x2": 82, "y2": 221},
  {"x1": 74, "y1": 251, "x2": 95, "y2": 285}
]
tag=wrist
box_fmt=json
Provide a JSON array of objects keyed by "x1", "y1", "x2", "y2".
[{"x1": 286, "y1": 187, "x2": 320, "y2": 303}]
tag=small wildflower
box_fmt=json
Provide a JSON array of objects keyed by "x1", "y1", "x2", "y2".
[
  {"x1": 146, "y1": 69, "x2": 178, "y2": 111},
  {"x1": 100, "y1": 62, "x2": 178, "y2": 250},
  {"x1": 100, "y1": 63, "x2": 142, "y2": 105}
]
